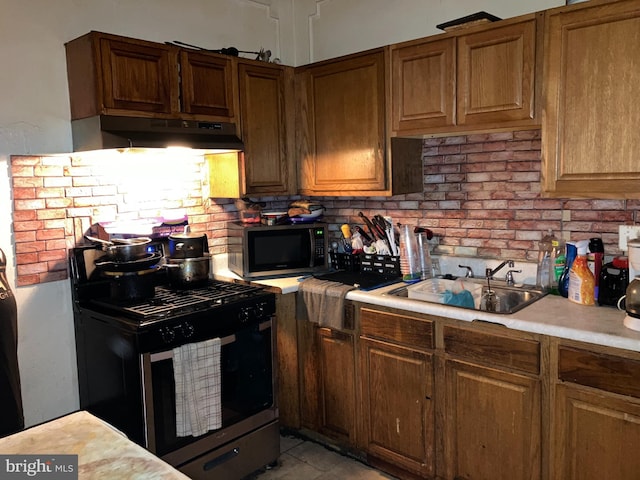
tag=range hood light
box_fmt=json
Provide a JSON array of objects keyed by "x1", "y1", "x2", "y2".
[{"x1": 70, "y1": 115, "x2": 244, "y2": 153}]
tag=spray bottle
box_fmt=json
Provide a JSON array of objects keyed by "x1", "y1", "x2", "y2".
[{"x1": 568, "y1": 240, "x2": 596, "y2": 306}]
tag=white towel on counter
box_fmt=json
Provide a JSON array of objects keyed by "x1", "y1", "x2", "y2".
[
  {"x1": 296, "y1": 278, "x2": 355, "y2": 330},
  {"x1": 173, "y1": 337, "x2": 222, "y2": 437}
]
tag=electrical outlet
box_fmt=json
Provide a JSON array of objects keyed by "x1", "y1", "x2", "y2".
[{"x1": 619, "y1": 225, "x2": 640, "y2": 251}]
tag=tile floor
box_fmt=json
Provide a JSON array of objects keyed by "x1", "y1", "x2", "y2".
[{"x1": 244, "y1": 433, "x2": 398, "y2": 480}]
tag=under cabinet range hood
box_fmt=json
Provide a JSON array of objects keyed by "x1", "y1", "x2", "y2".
[{"x1": 71, "y1": 115, "x2": 244, "y2": 152}]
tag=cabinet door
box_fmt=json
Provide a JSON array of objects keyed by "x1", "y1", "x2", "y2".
[
  {"x1": 542, "y1": 1, "x2": 640, "y2": 197},
  {"x1": 457, "y1": 17, "x2": 537, "y2": 126},
  {"x1": 391, "y1": 37, "x2": 455, "y2": 133},
  {"x1": 298, "y1": 49, "x2": 386, "y2": 194},
  {"x1": 99, "y1": 37, "x2": 179, "y2": 115},
  {"x1": 554, "y1": 385, "x2": 640, "y2": 480},
  {"x1": 238, "y1": 62, "x2": 295, "y2": 195},
  {"x1": 360, "y1": 337, "x2": 434, "y2": 478},
  {"x1": 180, "y1": 50, "x2": 236, "y2": 121},
  {"x1": 443, "y1": 359, "x2": 541, "y2": 480},
  {"x1": 317, "y1": 327, "x2": 356, "y2": 443}
]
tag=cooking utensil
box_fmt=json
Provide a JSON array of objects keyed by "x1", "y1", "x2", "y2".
[
  {"x1": 168, "y1": 226, "x2": 208, "y2": 259},
  {"x1": 358, "y1": 212, "x2": 381, "y2": 240},
  {"x1": 354, "y1": 226, "x2": 372, "y2": 243},
  {"x1": 383, "y1": 216, "x2": 399, "y2": 256},
  {"x1": 340, "y1": 224, "x2": 353, "y2": 253},
  {"x1": 101, "y1": 268, "x2": 157, "y2": 300},
  {"x1": 164, "y1": 256, "x2": 211, "y2": 288},
  {"x1": 95, "y1": 252, "x2": 163, "y2": 272},
  {"x1": 85, "y1": 235, "x2": 151, "y2": 262}
]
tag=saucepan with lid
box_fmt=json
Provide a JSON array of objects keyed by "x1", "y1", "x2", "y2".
[{"x1": 167, "y1": 226, "x2": 209, "y2": 259}]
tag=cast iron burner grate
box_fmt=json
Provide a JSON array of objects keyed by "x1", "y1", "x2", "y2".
[{"x1": 92, "y1": 281, "x2": 264, "y2": 320}]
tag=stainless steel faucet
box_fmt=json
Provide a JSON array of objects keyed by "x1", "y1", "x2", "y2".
[
  {"x1": 505, "y1": 269, "x2": 522, "y2": 286},
  {"x1": 458, "y1": 264, "x2": 474, "y2": 278},
  {"x1": 485, "y1": 260, "x2": 515, "y2": 280}
]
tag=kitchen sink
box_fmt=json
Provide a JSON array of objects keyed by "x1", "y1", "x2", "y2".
[{"x1": 384, "y1": 278, "x2": 547, "y2": 314}]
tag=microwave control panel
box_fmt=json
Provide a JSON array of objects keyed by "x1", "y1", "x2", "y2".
[{"x1": 313, "y1": 227, "x2": 327, "y2": 266}]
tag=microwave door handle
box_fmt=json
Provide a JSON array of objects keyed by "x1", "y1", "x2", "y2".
[{"x1": 309, "y1": 228, "x2": 315, "y2": 268}]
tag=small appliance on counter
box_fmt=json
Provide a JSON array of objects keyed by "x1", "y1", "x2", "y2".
[
  {"x1": 623, "y1": 239, "x2": 640, "y2": 331},
  {"x1": 227, "y1": 221, "x2": 328, "y2": 279},
  {"x1": 598, "y1": 256, "x2": 628, "y2": 307}
]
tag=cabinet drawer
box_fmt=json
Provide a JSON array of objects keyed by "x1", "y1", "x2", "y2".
[
  {"x1": 360, "y1": 308, "x2": 434, "y2": 349},
  {"x1": 558, "y1": 346, "x2": 640, "y2": 398},
  {"x1": 444, "y1": 325, "x2": 540, "y2": 375}
]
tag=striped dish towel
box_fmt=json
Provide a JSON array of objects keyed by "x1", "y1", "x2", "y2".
[{"x1": 173, "y1": 337, "x2": 222, "y2": 437}]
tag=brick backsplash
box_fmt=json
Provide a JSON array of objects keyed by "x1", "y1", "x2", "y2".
[
  {"x1": 10, "y1": 152, "x2": 235, "y2": 286},
  {"x1": 314, "y1": 130, "x2": 638, "y2": 262},
  {"x1": 9, "y1": 129, "x2": 640, "y2": 286}
]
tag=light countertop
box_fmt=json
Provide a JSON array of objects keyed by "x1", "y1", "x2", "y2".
[
  {"x1": 0, "y1": 411, "x2": 189, "y2": 479},
  {"x1": 227, "y1": 275, "x2": 640, "y2": 353},
  {"x1": 211, "y1": 255, "x2": 640, "y2": 353}
]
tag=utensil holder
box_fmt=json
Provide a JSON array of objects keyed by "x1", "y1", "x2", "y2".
[
  {"x1": 360, "y1": 254, "x2": 401, "y2": 276},
  {"x1": 331, "y1": 253, "x2": 361, "y2": 272}
]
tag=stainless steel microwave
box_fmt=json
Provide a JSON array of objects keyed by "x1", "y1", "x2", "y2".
[{"x1": 227, "y1": 222, "x2": 329, "y2": 279}]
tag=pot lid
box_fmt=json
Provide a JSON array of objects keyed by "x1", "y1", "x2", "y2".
[{"x1": 169, "y1": 225, "x2": 207, "y2": 240}]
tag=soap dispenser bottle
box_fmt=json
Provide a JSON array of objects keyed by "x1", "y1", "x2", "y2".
[{"x1": 558, "y1": 242, "x2": 577, "y2": 298}]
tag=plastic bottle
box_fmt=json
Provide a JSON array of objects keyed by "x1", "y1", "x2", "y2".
[
  {"x1": 536, "y1": 229, "x2": 559, "y2": 292},
  {"x1": 587, "y1": 238, "x2": 604, "y2": 300},
  {"x1": 558, "y1": 242, "x2": 577, "y2": 298},
  {"x1": 568, "y1": 240, "x2": 596, "y2": 306}
]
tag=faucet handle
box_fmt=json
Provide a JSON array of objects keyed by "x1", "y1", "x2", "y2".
[
  {"x1": 458, "y1": 265, "x2": 474, "y2": 278},
  {"x1": 505, "y1": 269, "x2": 522, "y2": 286}
]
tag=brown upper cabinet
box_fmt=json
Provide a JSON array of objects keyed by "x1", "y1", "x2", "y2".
[
  {"x1": 236, "y1": 60, "x2": 295, "y2": 195},
  {"x1": 296, "y1": 48, "x2": 423, "y2": 196},
  {"x1": 65, "y1": 31, "x2": 235, "y2": 122},
  {"x1": 66, "y1": 31, "x2": 296, "y2": 196},
  {"x1": 542, "y1": 0, "x2": 640, "y2": 199},
  {"x1": 391, "y1": 13, "x2": 542, "y2": 136},
  {"x1": 180, "y1": 50, "x2": 236, "y2": 120}
]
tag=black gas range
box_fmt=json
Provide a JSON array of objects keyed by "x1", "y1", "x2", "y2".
[{"x1": 69, "y1": 245, "x2": 280, "y2": 479}]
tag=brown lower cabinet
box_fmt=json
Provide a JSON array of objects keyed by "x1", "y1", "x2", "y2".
[
  {"x1": 359, "y1": 308, "x2": 435, "y2": 478},
  {"x1": 295, "y1": 308, "x2": 358, "y2": 445},
  {"x1": 279, "y1": 301, "x2": 640, "y2": 480},
  {"x1": 553, "y1": 343, "x2": 640, "y2": 480},
  {"x1": 441, "y1": 325, "x2": 543, "y2": 480}
]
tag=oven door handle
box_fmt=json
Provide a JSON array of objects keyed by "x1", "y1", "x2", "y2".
[{"x1": 148, "y1": 319, "x2": 271, "y2": 363}]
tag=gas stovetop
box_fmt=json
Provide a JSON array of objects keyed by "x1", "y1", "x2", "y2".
[{"x1": 89, "y1": 280, "x2": 266, "y2": 321}]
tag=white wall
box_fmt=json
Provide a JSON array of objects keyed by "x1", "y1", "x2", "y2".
[
  {"x1": 294, "y1": 0, "x2": 564, "y2": 64},
  {"x1": 1, "y1": 0, "x2": 562, "y2": 427},
  {"x1": 0, "y1": 0, "x2": 291, "y2": 427}
]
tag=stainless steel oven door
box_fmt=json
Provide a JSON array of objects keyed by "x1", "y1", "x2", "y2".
[{"x1": 140, "y1": 319, "x2": 277, "y2": 467}]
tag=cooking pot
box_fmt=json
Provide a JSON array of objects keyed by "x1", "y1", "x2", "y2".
[
  {"x1": 102, "y1": 268, "x2": 157, "y2": 300},
  {"x1": 164, "y1": 255, "x2": 211, "y2": 288},
  {"x1": 168, "y1": 227, "x2": 208, "y2": 259},
  {"x1": 85, "y1": 235, "x2": 151, "y2": 262}
]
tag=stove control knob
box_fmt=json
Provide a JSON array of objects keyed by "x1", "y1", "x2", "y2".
[
  {"x1": 256, "y1": 302, "x2": 267, "y2": 318},
  {"x1": 238, "y1": 307, "x2": 252, "y2": 323},
  {"x1": 159, "y1": 327, "x2": 175, "y2": 344},
  {"x1": 182, "y1": 322, "x2": 194, "y2": 338}
]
